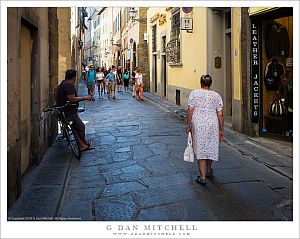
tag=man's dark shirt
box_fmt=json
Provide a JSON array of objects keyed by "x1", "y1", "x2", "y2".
[{"x1": 56, "y1": 80, "x2": 78, "y2": 116}]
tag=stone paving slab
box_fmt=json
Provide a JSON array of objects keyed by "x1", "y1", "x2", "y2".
[
  {"x1": 102, "y1": 181, "x2": 146, "y2": 197},
  {"x1": 93, "y1": 194, "x2": 138, "y2": 221},
  {"x1": 133, "y1": 185, "x2": 197, "y2": 208},
  {"x1": 8, "y1": 185, "x2": 63, "y2": 218},
  {"x1": 140, "y1": 173, "x2": 191, "y2": 188},
  {"x1": 222, "y1": 182, "x2": 283, "y2": 215}
]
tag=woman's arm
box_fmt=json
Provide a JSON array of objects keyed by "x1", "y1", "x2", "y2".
[
  {"x1": 217, "y1": 111, "x2": 224, "y2": 141},
  {"x1": 186, "y1": 106, "x2": 194, "y2": 133}
]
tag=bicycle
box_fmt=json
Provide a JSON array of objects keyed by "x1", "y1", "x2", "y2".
[{"x1": 45, "y1": 102, "x2": 81, "y2": 159}]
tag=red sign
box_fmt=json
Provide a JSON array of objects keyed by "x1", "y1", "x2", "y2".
[{"x1": 182, "y1": 7, "x2": 193, "y2": 14}]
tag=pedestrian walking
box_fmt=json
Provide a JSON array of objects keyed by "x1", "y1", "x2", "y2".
[
  {"x1": 85, "y1": 65, "x2": 96, "y2": 101},
  {"x1": 123, "y1": 69, "x2": 130, "y2": 92},
  {"x1": 131, "y1": 67, "x2": 137, "y2": 98},
  {"x1": 103, "y1": 67, "x2": 108, "y2": 95},
  {"x1": 105, "y1": 68, "x2": 116, "y2": 99},
  {"x1": 186, "y1": 74, "x2": 224, "y2": 185},
  {"x1": 117, "y1": 66, "x2": 123, "y2": 92},
  {"x1": 135, "y1": 67, "x2": 144, "y2": 101},
  {"x1": 112, "y1": 66, "x2": 118, "y2": 97},
  {"x1": 96, "y1": 67, "x2": 105, "y2": 99}
]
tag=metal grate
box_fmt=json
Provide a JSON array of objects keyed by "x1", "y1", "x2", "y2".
[
  {"x1": 169, "y1": 10, "x2": 181, "y2": 63},
  {"x1": 152, "y1": 24, "x2": 157, "y2": 52}
]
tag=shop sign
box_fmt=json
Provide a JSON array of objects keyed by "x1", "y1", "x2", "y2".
[
  {"x1": 181, "y1": 17, "x2": 193, "y2": 31},
  {"x1": 182, "y1": 7, "x2": 193, "y2": 14},
  {"x1": 159, "y1": 14, "x2": 167, "y2": 26},
  {"x1": 248, "y1": 7, "x2": 279, "y2": 16},
  {"x1": 215, "y1": 57, "x2": 221, "y2": 69},
  {"x1": 150, "y1": 13, "x2": 160, "y2": 23},
  {"x1": 251, "y1": 19, "x2": 260, "y2": 123}
]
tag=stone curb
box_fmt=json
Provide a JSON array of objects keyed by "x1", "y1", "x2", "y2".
[{"x1": 8, "y1": 140, "x2": 74, "y2": 218}]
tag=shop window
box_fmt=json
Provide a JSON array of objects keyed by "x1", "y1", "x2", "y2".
[{"x1": 262, "y1": 16, "x2": 293, "y2": 139}]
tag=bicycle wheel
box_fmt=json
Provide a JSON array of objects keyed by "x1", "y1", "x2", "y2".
[{"x1": 64, "y1": 127, "x2": 81, "y2": 159}]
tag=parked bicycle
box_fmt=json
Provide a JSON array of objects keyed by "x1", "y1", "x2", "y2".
[{"x1": 44, "y1": 102, "x2": 81, "y2": 159}]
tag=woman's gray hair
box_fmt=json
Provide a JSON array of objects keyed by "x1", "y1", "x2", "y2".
[{"x1": 200, "y1": 74, "x2": 212, "y2": 87}]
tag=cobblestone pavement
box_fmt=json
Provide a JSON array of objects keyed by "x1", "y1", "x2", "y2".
[{"x1": 8, "y1": 83, "x2": 293, "y2": 221}]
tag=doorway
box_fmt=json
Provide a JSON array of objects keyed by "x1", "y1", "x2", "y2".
[
  {"x1": 161, "y1": 36, "x2": 167, "y2": 98},
  {"x1": 20, "y1": 25, "x2": 33, "y2": 176},
  {"x1": 153, "y1": 55, "x2": 157, "y2": 92}
]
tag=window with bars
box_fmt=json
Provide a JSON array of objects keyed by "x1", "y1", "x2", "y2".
[
  {"x1": 152, "y1": 24, "x2": 157, "y2": 52},
  {"x1": 168, "y1": 8, "x2": 181, "y2": 64},
  {"x1": 162, "y1": 36, "x2": 166, "y2": 53}
]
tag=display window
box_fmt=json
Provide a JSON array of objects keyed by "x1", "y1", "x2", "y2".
[{"x1": 261, "y1": 16, "x2": 293, "y2": 140}]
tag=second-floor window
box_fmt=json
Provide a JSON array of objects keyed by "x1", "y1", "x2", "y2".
[
  {"x1": 169, "y1": 8, "x2": 181, "y2": 64},
  {"x1": 152, "y1": 24, "x2": 157, "y2": 52}
]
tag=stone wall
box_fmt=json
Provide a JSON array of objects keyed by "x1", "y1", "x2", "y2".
[
  {"x1": 7, "y1": 7, "x2": 71, "y2": 208},
  {"x1": 58, "y1": 8, "x2": 71, "y2": 83},
  {"x1": 7, "y1": 7, "x2": 22, "y2": 209},
  {"x1": 137, "y1": 7, "x2": 150, "y2": 91}
]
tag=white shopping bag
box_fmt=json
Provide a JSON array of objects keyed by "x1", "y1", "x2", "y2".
[{"x1": 184, "y1": 132, "x2": 194, "y2": 162}]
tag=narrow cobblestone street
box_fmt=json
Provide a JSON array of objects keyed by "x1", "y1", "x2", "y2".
[{"x1": 8, "y1": 83, "x2": 293, "y2": 221}]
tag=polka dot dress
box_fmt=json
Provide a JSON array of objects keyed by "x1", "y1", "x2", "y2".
[{"x1": 188, "y1": 89, "x2": 223, "y2": 161}]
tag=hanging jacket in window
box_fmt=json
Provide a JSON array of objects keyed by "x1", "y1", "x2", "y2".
[
  {"x1": 264, "y1": 58, "x2": 285, "y2": 91},
  {"x1": 265, "y1": 21, "x2": 290, "y2": 59}
]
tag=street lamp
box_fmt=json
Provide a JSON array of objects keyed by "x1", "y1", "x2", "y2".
[
  {"x1": 129, "y1": 7, "x2": 147, "y2": 23},
  {"x1": 110, "y1": 37, "x2": 121, "y2": 47}
]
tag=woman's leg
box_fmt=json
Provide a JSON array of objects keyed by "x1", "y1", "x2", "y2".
[
  {"x1": 107, "y1": 83, "x2": 110, "y2": 97},
  {"x1": 197, "y1": 159, "x2": 206, "y2": 180},
  {"x1": 135, "y1": 85, "x2": 140, "y2": 100},
  {"x1": 100, "y1": 82, "x2": 104, "y2": 97},
  {"x1": 132, "y1": 84, "x2": 136, "y2": 97},
  {"x1": 103, "y1": 80, "x2": 106, "y2": 94},
  {"x1": 139, "y1": 84, "x2": 144, "y2": 99},
  {"x1": 206, "y1": 160, "x2": 213, "y2": 173},
  {"x1": 97, "y1": 82, "x2": 101, "y2": 98}
]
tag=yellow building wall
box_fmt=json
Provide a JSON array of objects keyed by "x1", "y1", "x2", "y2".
[
  {"x1": 169, "y1": 8, "x2": 207, "y2": 90},
  {"x1": 147, "y1": 7, "x2": 171, "y2": 93},
  {"x1": 148, "y1": 7, "x2": 208, "y2": 103},
  {"x1": 232, "y1": 7, "x2": 241, "y2": 101}
]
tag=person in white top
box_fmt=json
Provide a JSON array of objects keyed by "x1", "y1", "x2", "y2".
[
  {"x1": 135, "y1": 67, "x2": 144, "y2": 101},
  {"x1": 96, "y1": 67, "x2": 105, "y2": 98},
  {"x1": 131, "y1": 67, "x2": 137, "y2": 98}
]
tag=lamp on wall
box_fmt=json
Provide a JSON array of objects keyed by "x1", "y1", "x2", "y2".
[
  {"x1": 129, "y1": 7, "x2": 147, "y2": 23},
  {"x1": 110, "y1": 37, "x2": 121, "y2": 46}
]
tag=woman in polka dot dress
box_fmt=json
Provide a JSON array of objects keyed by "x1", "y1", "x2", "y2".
[{"x1": 186, "y1": 74, "x2": 224, "y2": 185}]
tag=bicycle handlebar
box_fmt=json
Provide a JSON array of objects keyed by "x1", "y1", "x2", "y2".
[{"x1": 44, "y1": 101, "x2": 77, "y2": 112}]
